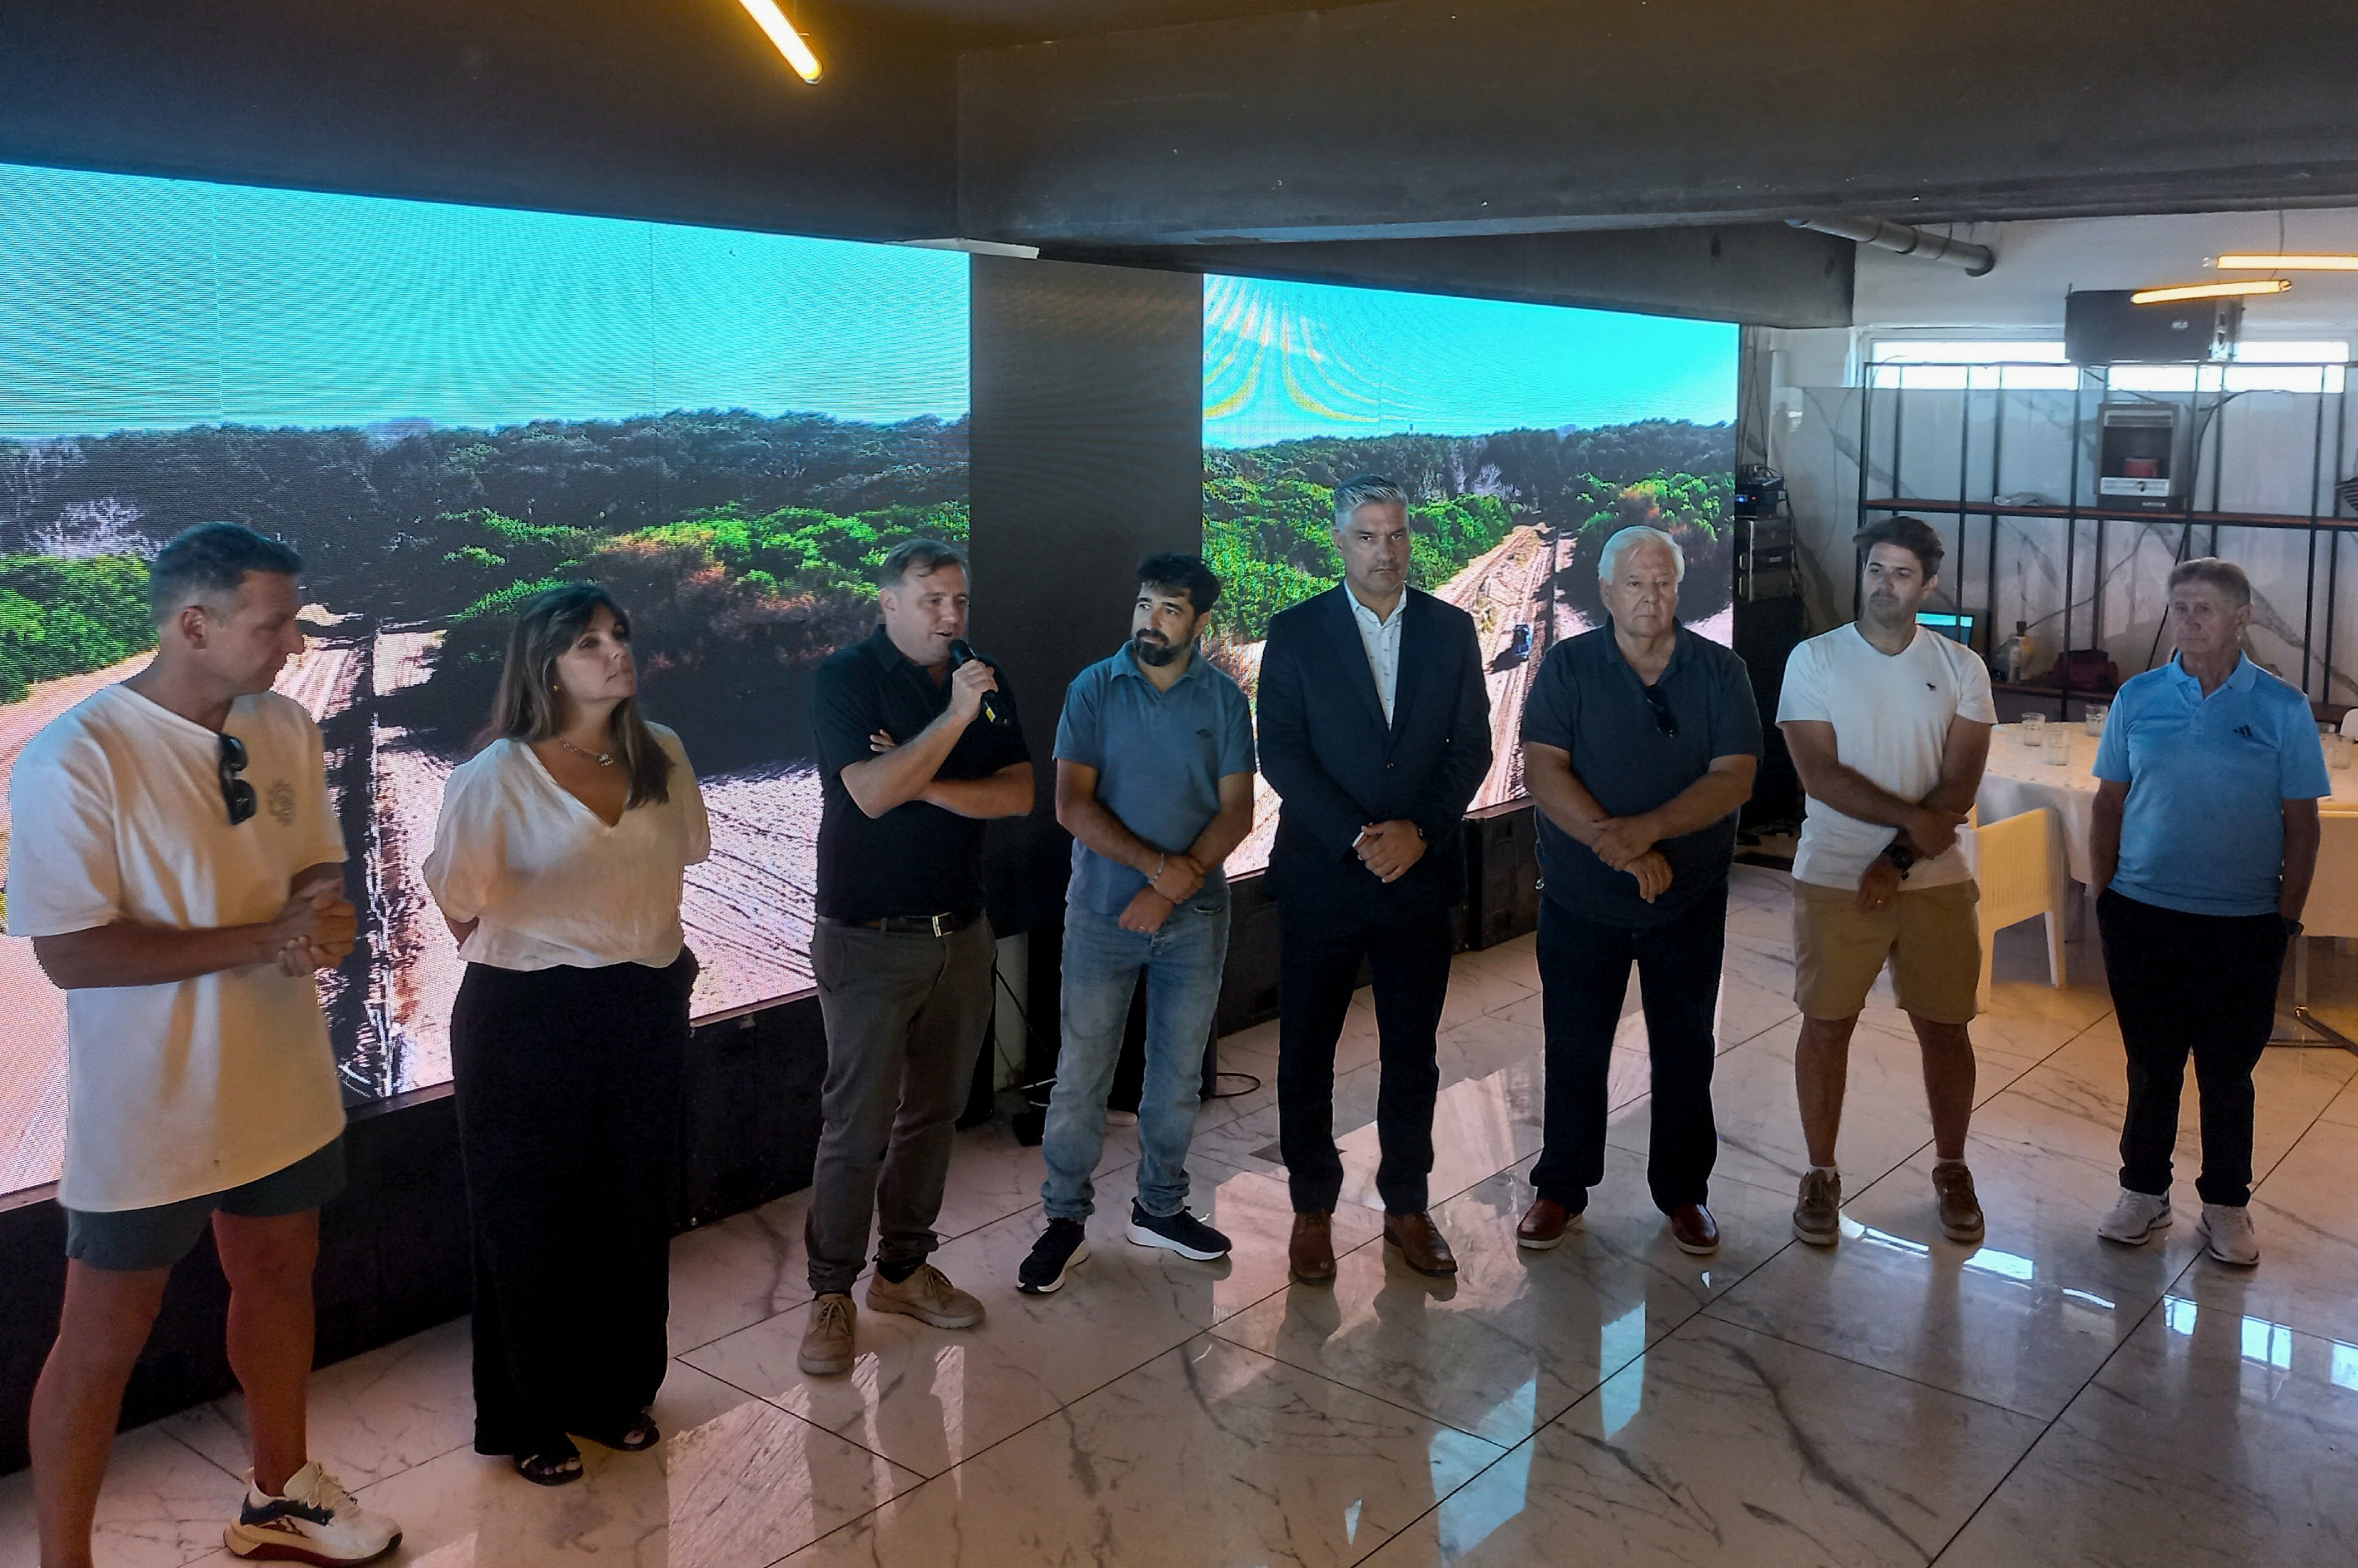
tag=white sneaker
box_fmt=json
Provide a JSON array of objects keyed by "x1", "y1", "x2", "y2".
[
  {"x1": 224, "y1": 1461, "x2": 401, "y2": 1563},
  {"x1": 2198, "y1": 1203, "x2": 2260, "y2": 1266},
  {"x1": 2095, "y1": 1188, "x2": 2173, "y2": 1245}
]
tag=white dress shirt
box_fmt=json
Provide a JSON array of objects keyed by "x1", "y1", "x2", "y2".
[
  {"x1": 424, "y1": 726, "x2": 711, "y2": 970},
  {"x1": 1346, "y1": 586, "x2": 1406, "y2": 724}
]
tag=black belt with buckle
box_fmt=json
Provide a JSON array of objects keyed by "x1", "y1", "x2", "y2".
[{"x1": 851, "y1": 910, "x2": 979, "y2": 937}]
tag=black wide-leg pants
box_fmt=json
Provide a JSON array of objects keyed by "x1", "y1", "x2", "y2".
[{"x1": 451, "y1": 952, "x2": 694, "y2": 1456}]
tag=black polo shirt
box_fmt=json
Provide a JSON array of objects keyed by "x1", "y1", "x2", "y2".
[
  {"x1": 812, "y1": 627, "x2": 1030, "y2": 922},
  {"x1": 1520, "y1": 622, "x2": 1762, "y2": 928}
]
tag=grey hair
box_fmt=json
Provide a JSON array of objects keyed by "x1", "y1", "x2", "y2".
[
  {"x1": 1332, "y1": 474, "x2": 1411, "y2": 529},
  {"x1": 2168, "y1": 555, "x2": 2252, "y2": 607},
  {"x1": 1597, "y1": 525, "x2": 1686, "y2": 584}
]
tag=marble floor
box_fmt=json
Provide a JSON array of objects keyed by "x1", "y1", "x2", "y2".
[{"x1": 8, "y1": 861, "x2": 2358, "y2": 1566}]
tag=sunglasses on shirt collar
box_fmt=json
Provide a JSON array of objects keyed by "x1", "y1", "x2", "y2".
[
  {"x1": 1640, "y1": 683, "x2": 1678, "y2": 738},
  {"x1": 219, "y1": 733, "x2": 257, "y2": 826}
]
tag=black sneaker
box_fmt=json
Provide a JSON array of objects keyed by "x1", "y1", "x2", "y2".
[
  {"x1": 1126, "y1": 1200, "x2": 1232, "y2": 1261},
  {"x1": 1018, "y1": 1218, "x2": 1090, "y2": 1294}
]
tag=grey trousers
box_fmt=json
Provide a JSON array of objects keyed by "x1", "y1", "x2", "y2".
[{"x1": 804, "y1": 915, "x2": 996, "y2": 1296}]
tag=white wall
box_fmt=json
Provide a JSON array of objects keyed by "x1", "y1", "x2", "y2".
[{"x1": 1757, "y1": 208, "x2": 2358, "y2": 710}]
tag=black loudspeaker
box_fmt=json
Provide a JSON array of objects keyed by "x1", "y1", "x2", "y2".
[
  {"x1": 678, "y1": 1000, "x2": 828, "y2": 1227},
  {"x1": 1464, "y1": 803, "x2": 1542, "y2": 948},
  {"x1": 1734, "y1": 594, "x2": 1809, "y2": 828},
  {"x1": 2065, "y1": 289, "x2": 2242, "y2": 365}
]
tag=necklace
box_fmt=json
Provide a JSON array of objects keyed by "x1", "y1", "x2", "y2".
[{"x1": 557, "y1": 737, "x2": 615, "y2": 767}]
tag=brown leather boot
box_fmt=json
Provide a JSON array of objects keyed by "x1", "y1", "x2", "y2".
[
  {"x1": 1289, "y1": 1211, "x2": 1337, "y2": 1283},
  {"x1": 1384, "y1": 1211, "x2": 1458, "y2": 1276}
]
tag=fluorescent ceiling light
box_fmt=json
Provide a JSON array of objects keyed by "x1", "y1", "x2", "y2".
[
  {"x1": 2129, "y1": 279, "x2": 2291, "y2": 305},
  {"x1": 2216, "y1": 254, "x2": 2358, "y2": 270},
  {"x1": 736, "y1": 0, "x2": 822, "y2": 82}
]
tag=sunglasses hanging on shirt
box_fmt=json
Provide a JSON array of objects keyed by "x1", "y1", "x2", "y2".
[
  {"x1": 219, "y1": 732, "x2": 257, "y2": 826},
  {"x1": 1641, "y1": 683, "x2": 1679, "y2": 738}
]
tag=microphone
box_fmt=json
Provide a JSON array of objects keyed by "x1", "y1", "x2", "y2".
[{"x1": 946, "y1": 639, "x2": 1009, "y2": 727}]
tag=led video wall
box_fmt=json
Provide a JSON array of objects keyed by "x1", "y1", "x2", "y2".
[
  {"x1": 0, "y1": 161, "x2": 969, "y2": 1193},
  {"x1": 1199, "y1": 276, "x2": 1741, "y2": 874}
]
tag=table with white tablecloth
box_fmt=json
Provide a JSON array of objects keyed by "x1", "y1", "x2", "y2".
[{"x1": 1976, "y1": 723, "x2": 2358, "y2": 889}]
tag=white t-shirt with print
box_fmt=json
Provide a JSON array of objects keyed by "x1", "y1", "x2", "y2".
[
  {"x1": 6, "y1": 683, "x2": 348, "y2": 1212},
  {"x1": 1776, "y1": 624, "x2": 1998, "y2": 892}
]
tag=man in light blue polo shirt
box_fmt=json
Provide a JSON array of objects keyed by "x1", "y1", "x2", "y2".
[
  {"x1": 2090, "y1": 557, "x2": 2327, "y2": 1266},
  {"x1": 1018, "y1": 553, "x2": 1257, "y2": 1294}
]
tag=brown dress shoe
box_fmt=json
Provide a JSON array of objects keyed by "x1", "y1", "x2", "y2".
[
  {"x1": 1289, "y1": 1211, "x2": 1337, "y2": 1283},
  {"x1": 1516, "y1": 1197, "x2": 1578, "y2": 1250},
  {"x1": 1668, "y1": 1203, "x2": 1719, "y2": 1255},
  {"x1": 1384, "y1": 1211, "x2": 1458, "y2": 1276}
]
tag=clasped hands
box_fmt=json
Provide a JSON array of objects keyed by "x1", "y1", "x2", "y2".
[
  {"x1": 267, "y1": 879, "x2": 357, "y2": 976},
  {"x1": 1354, "y1": 819, "x2": 1427, "y2": 885},
  {"x1": 1121, "y1": 851, "x2": 1210, "y2": 935},
  {"x1": 1854, "y1": 805, "x2": 1967, "y2": 911},
  {"x1": 1590, "y1": 815, "x2": 1672, "y2": 903}
]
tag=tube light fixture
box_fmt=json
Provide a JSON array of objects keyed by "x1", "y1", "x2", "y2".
[
  {"x1": 2128, "y1": 279, "x2": 2292, "y2": 305},
  {"x1": 736, "y1": 0, "x2": 822, "y2": 82},
  {"x1": 2215, "y1": 254, "x2": 2358, "y2": 271}
]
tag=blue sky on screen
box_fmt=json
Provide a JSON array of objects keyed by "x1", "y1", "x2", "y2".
[
  {"x1": 1203, "y1": 274, "x2": 1737, "y2": 447},
  {"x1": 0, "y1": 162, "x2": 970, "y2": 440}
]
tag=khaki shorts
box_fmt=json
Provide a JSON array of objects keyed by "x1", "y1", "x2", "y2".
[{"x1": 1792, "y1": 878, "x2": 1981, "y2": 1026}]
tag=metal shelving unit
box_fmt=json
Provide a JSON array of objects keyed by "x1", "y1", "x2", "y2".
[{"x1": 1855, "y1": 359, "x2": 2355, "y2": 716}]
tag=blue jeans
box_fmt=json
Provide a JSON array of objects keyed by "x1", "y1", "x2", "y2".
[{"x1": 1041, "y1": 890, "x2": 1230, "y2": 1220}]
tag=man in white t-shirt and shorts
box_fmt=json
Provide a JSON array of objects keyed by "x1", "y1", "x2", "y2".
[
  {"x1": 8, "y1": 524, "x2": 400, "y2": 1566},
  {"x1": 1776, "y1": 516, "x2": 1997, "y2": 1250}
]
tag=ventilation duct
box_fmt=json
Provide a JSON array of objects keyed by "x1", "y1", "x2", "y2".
[{"x1": 1787, "y1": 217, "x2": 1995, "y2": 276}]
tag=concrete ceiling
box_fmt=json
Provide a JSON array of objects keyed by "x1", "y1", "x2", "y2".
[{"x1": 6, "y1": 0, "x2": 2355, "y2": 329}]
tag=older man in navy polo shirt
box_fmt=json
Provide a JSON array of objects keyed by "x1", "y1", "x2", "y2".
[
  {"x1": 1516, "y1": 525, "x2": 1761, "y2": 1255},
  {"x1": 2091, "y1": 557, "x2": 2327, "y2": 1266},
  {"x1": 1018, "y1": 553, "x2": 1257, "y2": 1296}
]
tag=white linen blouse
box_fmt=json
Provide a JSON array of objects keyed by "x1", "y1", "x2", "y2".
[{"x1": 423, "y1": 725, "x2": 711, "y2": 970}]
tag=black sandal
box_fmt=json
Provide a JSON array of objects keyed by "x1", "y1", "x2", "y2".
[
  {"x1": 582, "y1": 1411, "x2": 661, "y2": 1452},
  {"x1": 515, "y1": 1440, "x2": 584, "y2": 1486}
]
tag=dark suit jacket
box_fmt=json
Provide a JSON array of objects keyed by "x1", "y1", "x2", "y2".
[{"x1": 1257, "y1": 585, "x2": 1493, "y2": 910}]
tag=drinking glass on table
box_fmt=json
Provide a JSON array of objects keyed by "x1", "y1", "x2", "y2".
[
  {"x1": 2327, "y1": 732, "x2": 2354, "y2": 770},
  {"x1": 2083, "y1": 702, "x2": 2109, "y2": 736},
  {"x1": 2045, "y1": 727, "x2": 2073, "y2": 766}
]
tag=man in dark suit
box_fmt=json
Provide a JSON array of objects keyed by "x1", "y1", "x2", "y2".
[{"x1": 1258, "y1": 473, "x2": 1493, "y2": 1281}]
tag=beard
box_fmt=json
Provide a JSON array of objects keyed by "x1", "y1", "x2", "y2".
[{"x1": 1131, "y1": 632, "x2": 1188, "y2": 667}]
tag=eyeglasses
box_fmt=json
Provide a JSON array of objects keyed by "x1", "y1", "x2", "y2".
[
  {"x1": 1641, "y1": 683, "x2": 1679, "y2": 738},
  {"x1": 218, "y1": 733, "x2": 256, "y2": 826}
]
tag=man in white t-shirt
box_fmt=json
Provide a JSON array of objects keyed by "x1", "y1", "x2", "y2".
[
  {"x1": 7, "y1": 524, "x2": 399, "y2": 1567},
  {"x1": 1776, "y1": 516, "x2": 1997, "y2": 1252}
]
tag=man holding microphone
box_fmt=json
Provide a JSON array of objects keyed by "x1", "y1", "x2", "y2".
[{"x1": 798, "y1": 539, "x2": 1034, "y2": 1378}]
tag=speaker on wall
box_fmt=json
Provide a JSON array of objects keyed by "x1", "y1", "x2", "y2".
[{"x1": 2064, "y1": 289, "x2": 2242, "y2": 365}]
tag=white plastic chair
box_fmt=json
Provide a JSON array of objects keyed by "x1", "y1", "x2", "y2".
[
  {"x1": 1960, "y1": 805, "x2": 2068, "y2": 1013},
  {"x1": 2291, "y1": 811, "x2": 2358, "y2": 1046}
]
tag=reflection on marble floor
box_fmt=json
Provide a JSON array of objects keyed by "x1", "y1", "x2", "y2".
[{"x1": 10, "y1": 864, "x2": 2358, "y2": 1565}]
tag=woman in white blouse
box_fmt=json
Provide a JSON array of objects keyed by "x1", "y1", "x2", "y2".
[{"x1": 423, "y1": 584, "x2": 710, "y2": 1486}]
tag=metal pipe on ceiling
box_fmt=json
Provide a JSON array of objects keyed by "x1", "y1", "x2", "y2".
[{"x1": 1787, "y1": 216, "x2": 1996, "y2": 276}]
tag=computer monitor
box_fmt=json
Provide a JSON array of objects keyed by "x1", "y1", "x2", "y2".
[{"x1": 1918, "y1": 611, "x2": 1977, "y2": 646}]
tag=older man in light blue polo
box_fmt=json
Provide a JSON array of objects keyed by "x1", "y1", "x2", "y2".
[{"x1": 1017, "y1": 552, "x2": 1257, "y2": 1296}]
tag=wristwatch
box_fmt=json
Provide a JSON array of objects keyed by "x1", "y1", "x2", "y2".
[{"x1": 1883, "y1": 842, "x2": 1917, "y2": 877}]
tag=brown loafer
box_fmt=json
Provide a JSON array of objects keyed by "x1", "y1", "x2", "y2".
[
  {"x1": 1668, "y1": 1203, "x2": 1719, "y2": 1255},
  {"x1": 1289, "y1": 1211, "x2": 1337, "y2": 1284},
  {"x1": 1516, "y1": 1197, "x2": 1579, "y2": 1250},
  {"x1": 1384, "y1": 1210, "x2": 1458, "y2": 1276}
]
